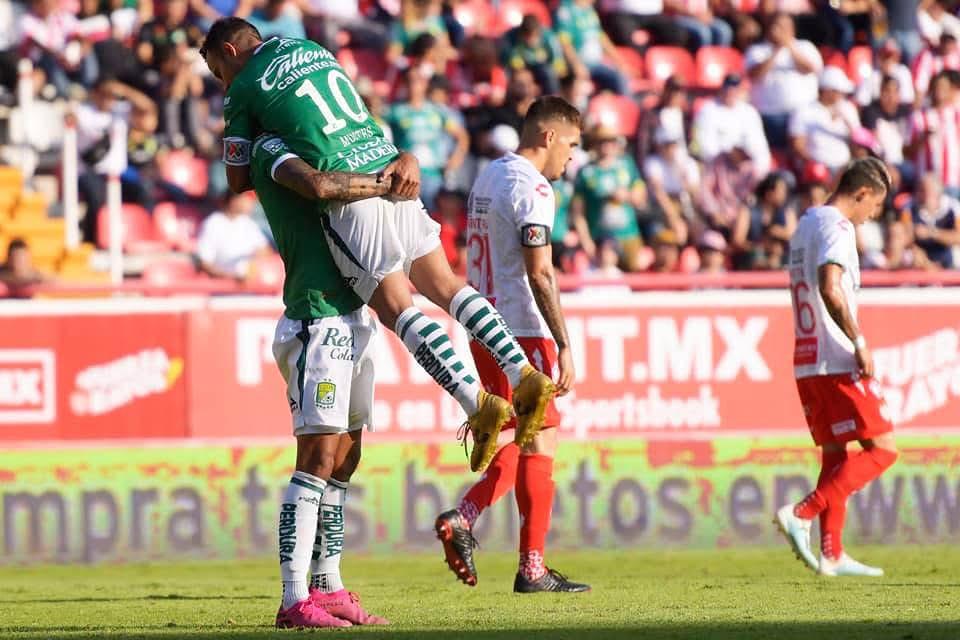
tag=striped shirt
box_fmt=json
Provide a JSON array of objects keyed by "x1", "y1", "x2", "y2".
[
  {"x1": 911, "y1": 48, "x2": 960, "y2": 96},
  {"x1": 908, "y1": 106, "x2": 960, "y2": 189}
]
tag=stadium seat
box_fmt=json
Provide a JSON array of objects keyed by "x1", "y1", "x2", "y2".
[
  {"x1": 614, "y1": 46, "x2": 650, "y2": 92},
  {"x1": 586, "y1": 93, "x2": 641, "y2": 138},
  {"x1": 679, "y1": 246, "x2": 700, "y2": 273},
  {"x1": 453, "y1": 0, "x2": 498, "y2": 36},
  {"x1": 848, "y1": 45, "x2": 873, "y2": 85},
  {"x1": 337, "y1": 47, "x2": 392, "y2": 96},
  {"x1": 645, "y1": 47, "x2": 696, "y2": 89},
  {"x1": 153, "y1": 201, "x2": 205, "y2": 252},
  {"x1": 142, "y1": 258, "x2": 201, "y2": 286},
  {"x1": 695, "y1": 46, "x2": 744, "y2": 89},
  {"x1": 499, "y1": 0, "x2": 553, "y2": 30},
  {"x1": 248, "y1": 252, "x2": 285, "y2": 289},
  {"x1": 819, "y1": 47, "x2": 849, "y2": 77},
  {"x1": 159, "y1": 151, "x2": 210, "y2": 199},
  {"x1": 96, "y1": 203, "x2": 165, "y2": 253}
]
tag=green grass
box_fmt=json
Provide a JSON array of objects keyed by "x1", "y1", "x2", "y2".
[{"x1": 1, "y1": 547, "x2": 959, "y2": 639}]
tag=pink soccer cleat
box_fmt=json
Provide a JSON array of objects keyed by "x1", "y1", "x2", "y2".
[
  {"x1": 310, "y1": 588, "x2": 390, "y2": 625},
  {"x1": 275, "y1": 598, "x2": 353, "y2": 629}
]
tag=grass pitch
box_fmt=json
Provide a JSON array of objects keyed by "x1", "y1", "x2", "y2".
[{"x1": 1, "y1": 546, "x2": 958, "y2": 639}]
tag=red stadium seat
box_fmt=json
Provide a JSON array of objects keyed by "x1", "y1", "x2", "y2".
[
  {"x1": 453, "y1": 0, "x2": 498, "y2": 36},
  {"x1": 695, "y1": 46, "x2": 744, "y2": 89},
  {"x1": 96, "y1": 203, "x2": 164, "y2": 253},
  {"x1": 645, "y1": 46, "x2": 696, "y2": 88},
  {"x1": 248, "y1": 253, "x2": 285, "y2": 289},
  {"x1": 153, "y1": 201, "x2": 205, "y2": 252},
  {"x1": 679, "y1": 246, "x2": 700, "y2": 273},
  {"x1": 586, "y1": 93, "x2": 641, "y2": 138},
  {"x1": 848, "y1": 45, "x2": 873, "y2": 85},
  {"x1": 159, "y1": 150, "x2": 209, "y2": 199},
  {"x1": 499, "y1": 0, "x2": 553, "y2": 30},
  {"x1": 614, "y1": 46, "x2": 650, "y2": 92},
  {"x1": 141, "y1": 258, "x2": 201, "y2": 286},
  {"x1": 819, "y1": 47, "x2": 849, "y2": 77},
  {"x1": 337, "y1": 47, "x2": 393, "y2": 96}
]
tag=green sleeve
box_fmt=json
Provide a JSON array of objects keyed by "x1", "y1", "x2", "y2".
[
  {"x1": 222, "y1": 82, "x2": 256, "y2": 166},
  {"x1": 251, "y1": 135, "x2": 298, "y2": 184}
]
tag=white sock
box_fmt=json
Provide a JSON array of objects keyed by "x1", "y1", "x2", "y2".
[
  {"x1": 395, "y1": 306, "x2": 481, "y2": 415},
  {"x1": 280, "y1": 470, "x2": 325, "y2": 609},
  {"x1": 311, "y1": 478, "x2": 347, "y2": 593},
  {"x1": 450, "y1": 286, "x2": 530, "y2": 388}
]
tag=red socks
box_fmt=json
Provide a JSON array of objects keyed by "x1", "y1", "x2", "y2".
[
  {"x1": 516, "y1": 454, "x2": 554, "y2": 581},
  {"x1": 795, "y1": 447, "x2": 898, "y2": 560},
  {"x1": 458, "y1": 443, "x2": 520, "y2": 526}
]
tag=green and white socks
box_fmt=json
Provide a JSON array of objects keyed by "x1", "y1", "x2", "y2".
[
  {"x1": 450, "y1": 286, "x2": 529, "y2": 388},
  {"x1": 279, "y1": 470, "x2": 326, "y2": 610},
  {"x1": 396, "y1": 307, "x2": 481, "y2": 415},
  {"x1": 311, "y1": 478, "x2": 347, "y2": 593}
]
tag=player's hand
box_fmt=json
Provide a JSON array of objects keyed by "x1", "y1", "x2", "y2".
[
  {"x1": 855, "y1": 343, "x2": 875, "y2": 378},
  {"x1": 555, "y1": 346, "x2": 574, "y2": 397},
  {"x1": 378, "y1": 152, "x2": 420, "y2": 201}
]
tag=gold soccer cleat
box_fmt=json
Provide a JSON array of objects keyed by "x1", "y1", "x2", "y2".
[
  {"x1": 512, "y1": 365, "x2": 556, "y2": 448},
  {"x1": 463, "y1": 391, "x2": 513, "y2": 472}
]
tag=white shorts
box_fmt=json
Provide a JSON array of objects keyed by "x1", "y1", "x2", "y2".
[
  {"x1": 322, "y1": 197, "x2": 441, "y2": 302},
  {"x1": 272, "y1": 308, "x2": 378, "y2": 436}
]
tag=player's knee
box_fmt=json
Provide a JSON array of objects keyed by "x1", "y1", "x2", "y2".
[
  {"x1": 334, "y1": 447, "x2": 361, "y2": 482},
  {"x1": 297, "y1": 448, "x2": 338, "y2": 479}
]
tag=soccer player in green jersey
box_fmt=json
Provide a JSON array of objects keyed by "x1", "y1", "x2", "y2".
[
  {"x1": 200, "y1": 18, "x2": 558, "y2": 474},
  {"x1": 249, "y1": 133, "x2": 404, "y2": 628}
]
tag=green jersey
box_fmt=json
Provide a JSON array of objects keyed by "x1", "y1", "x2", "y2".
[
  {"x1": 574, "y1": 156, "x2": 643, "y2": 242},
  {"x1": 554, "y1": 0, "x2": 604, "y2": 66},
  {"x1": 385, "y1": 101, "x2": 457, "y2": 176},
  {"x1": 551, "y1": 178, "x2": 573, "y2": 244},
  {"x1": 223, "y1": 37, "x2": 398, "y2": 174},
  {"x1": 250, "y1": 135, "x2": 363, "y2": 320}
]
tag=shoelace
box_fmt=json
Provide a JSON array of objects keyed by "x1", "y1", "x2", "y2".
[{"x1": 456, "y1": 421, "x2": 471, "y2": 462}]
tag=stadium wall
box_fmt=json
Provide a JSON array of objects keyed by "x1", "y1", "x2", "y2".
[{"x1": 0, "y1": 290, "x2": 959, "y2": 563}]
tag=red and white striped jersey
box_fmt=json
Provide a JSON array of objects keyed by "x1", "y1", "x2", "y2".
[
  {"x1": 911, "y1": 49, "x2": 960, "y2": 96},
  {"x1": 908, "y1": 106, "x2": 960, "y2": 189}
]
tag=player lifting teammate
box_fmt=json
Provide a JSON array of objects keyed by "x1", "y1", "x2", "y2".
[
  {"x1": 776, "y1": 157, "x2": 899, "y2": 577},
  {"x1": 435, "y1": 96, "x2": 590, "y2": 593},
  {"x1": 200, "y1": 19, "x2": 556, "y2": 474}
]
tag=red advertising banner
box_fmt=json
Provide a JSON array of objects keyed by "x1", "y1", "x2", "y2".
[
  {"x1": 0, "y1": 290, "x2": 958, "y2": 442},
  {"x1": 0, "y1": 309, "x2": 188, "y2": 440}
]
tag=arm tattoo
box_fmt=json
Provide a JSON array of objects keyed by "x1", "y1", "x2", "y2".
[{"x1": 530, "y1": 269, "x2": 571, "y2": 350}]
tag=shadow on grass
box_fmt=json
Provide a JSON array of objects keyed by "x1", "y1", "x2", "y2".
[{"x1": 3, "y1": 623, "x2": 959, "y2": 640}]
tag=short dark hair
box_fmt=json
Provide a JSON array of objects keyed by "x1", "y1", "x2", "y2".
[
  {"x1": 199, "y1": 18, "x2": 261, "y2": 59},
  {"x1": 521, "y1": 96, "x2": 581, "y2": 134},
  {"x1": 835, "y1": 157, "x2": 891, "y2": 196},
  {"x1": 408, "y1": 33, "x2": 438, "y2": 58},
  {"x1": 879, "y1": 74, "x2": 899, "y2": 90},
  {"x1": 5, "y1": 238, "x2": 27, "y2": 263}
]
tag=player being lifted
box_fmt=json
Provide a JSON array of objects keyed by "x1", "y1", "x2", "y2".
[
  {"x1": 435, "y1": 97, "x2": 590, "y2": 593},
  {"x1": 776, "y1": 157, "x2": 899, "y2": 577},
  {"x1": 199, "y1": 19, "x2": 556, "y2": 473}
]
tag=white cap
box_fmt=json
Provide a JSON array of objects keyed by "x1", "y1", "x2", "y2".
[
  {"x1": 819, "y1": 66, "x2": 854, "y2": 94},
  {"x1": 489, "y1": 124, "x2": 519, "y2": 154},
  {"x1": 653, "y1": 126, "x2": 683, "y2": 146}
]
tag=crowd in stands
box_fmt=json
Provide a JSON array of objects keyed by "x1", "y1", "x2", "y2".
[{"x1": 1, "y1": 0, "x2": 960, "y2": 288}]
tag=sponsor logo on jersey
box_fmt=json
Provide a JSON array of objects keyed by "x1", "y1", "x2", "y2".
[
  {"x1": 535, "y1": 182, "x2": 550, "y2": 198},
  {"x1": 0, "y1": 350, "x2": 55, "y2": 424},
  {"x1": 316, "y1": 380, "x2": 337, "y2": 409},
  {"x1": 258, "y1": 45, "x2": 337, "y2": 91},
  {"x1": 521, "y1": 224, "x2": 548, "y2": 247},
  {"x1": 320, "y1": 327, "x2": 355, "y2": 361}
]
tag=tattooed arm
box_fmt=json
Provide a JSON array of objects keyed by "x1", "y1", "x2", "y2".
[{"x1": 273, "y1": 156, "x2": 393, "y2": 203}]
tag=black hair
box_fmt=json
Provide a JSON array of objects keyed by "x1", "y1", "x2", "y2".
[
  {"x1": 199, "y1": 18, "x2": 261, "y2": 60},
  {"x1": 521, "y1": 95, "x2": 581, "y2": 134}
]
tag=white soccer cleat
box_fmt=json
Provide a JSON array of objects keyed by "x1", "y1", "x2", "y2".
[
  {"x1": 774, "y1": 504, "x2": 818, "y2": 571},
  {"x1": 819, "y1": 553, "x2": 884, "y2": 577}
]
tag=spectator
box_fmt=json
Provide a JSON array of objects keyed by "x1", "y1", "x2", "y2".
[
  {"x1": 300, "y1": 0, "x2": 385, "y2": 54},
  {"x1": 879, "y1": 0, "x2": 924, "y2": 64},
  {"x1": 905, "y1": 71, "x2": 960, "y2": 197},
  {"x1": 19, "y1": 0, "x2": 98, "y2": 97},
  {"x1": 75, "y1": 77, "x2": 157, "y2": 243},
  {"x1": 571, "y1": 124, "x2": 648, "y2": 270},
  {"x1": 862, "y1": 76, "x2": 912, "y2": 170},
  {"x1": 697, "y1": 146, "x2": 757, "y2": 240},
  {"x1": 598, "y1": 0, "x2": 689, "y2": 51},
  {"x1": 737, "y1": 172, "x2": 797, "y2": 268},
  {"x1": 434, "y1": 188, "x2": 466, "y2": 270},
  {"x1": 387, "y1": 0, "x2": 452, "y2": 67},
  {"x1": 554, "y1": 0, "x2": 630, "y2": 95},
  {"x1": 189, "y1": 0, "x2": 253, "y2": 31},
  {"x1": 593, "y1": 235, "x2": 625, "y2": 277},
  {"x1": 356, "y1": 76, "x2": 392, "y2": 142},
  {"x1": 745, "y1": 11, "x2": 823, "y2": 149},
  {"x1": 864, "y1": 219, "x2": 935, "y2": 270},
  {"x1": 665, "y1": 0, "x2": 734, "y2": 50},
  {"x1": 137, "y1": 0, "x2": 201, "y2": 71},
  {"x1": 918, "y1": 0, "x2": 960, "y2": 48},
  {"x1": 643, "y1": 126, "x2": 697, "y2": 245},
  {"x1": 386, "y1": 67, "x2": 469, "y2": 211},
  {"x1": 789, "y1": 66, "x2": 861, "y2": 174},
  {"x1": 501, "y1": 15, "x2": 568, "y2": 96},
  {"x1": 905, "y1": 172, "x2": 960, "y2": 268},
  {"x1": 0, "y1": 0, "x2": 24, "y2": 101},
  {"x1": 154, "y1": 45, "x2": 207, "y2": 150},
  {"x1": 0, "y1": 238, "x2": 49, "y2": 297},
  {"x1": 697, "y1": 230, "x2": 728, "y2": 274},
  {"x1": 855, "y1": 38, "x2": 915, "y2": 107},
  {"x1": 692, "y1": 73, "x2": 771, "y2": 178},
  {"x1": 912, "y1": 33, "x2": 960, "y2": 98},
  {"x1": 765, "y1": 0, "x2": 862, "y2": 53},
  {"x1": 196, "y1": 192, "x2": 270, "y2": 280},
  {"x1": 637, "y1": 75, "x2": 690, "y2": 162},
  {"x1": 551, "y1": 176, "x2": 575, "y2": 253},
  {"x1": 450, "y1": 36, "x2": 507, "y2": 109},
  {"x1": 647, "y1": 228, "x2": 681, "y2": 273},
  {"x1": 248, "y1": 0, "x2": 307, "y2": 40},
  {"x1": 463, "y1": 67, "x2": 539, "y2": 153}
]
